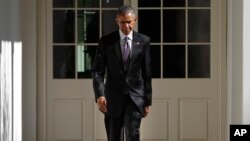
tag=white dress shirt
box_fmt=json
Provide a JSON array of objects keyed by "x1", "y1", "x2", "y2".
[{"x1": 119, "y1": 30, "x2": 133, "y2": 50}]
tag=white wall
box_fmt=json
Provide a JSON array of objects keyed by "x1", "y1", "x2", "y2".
[
  {"x1": 0, "y1": 0, "x2": 9, "y2": 41},
  {"x1": 0, "y1": 0, "x2": 22, "y2": 41},
  {"x1": 228, "y1": 0, "x2": 250, "y2": 124},
  {"x1": 243, "y1": 0, "x2": 250, "y2": 124},
  {"x1": 20, "y1": 0, "x2": 37, "y2": 141},
  {"x1": 228, "y1": 0, "x2": 244, "y2": 124},
  {"x1": 0, "y1": 0, "x2": 37, "y2": 141}
]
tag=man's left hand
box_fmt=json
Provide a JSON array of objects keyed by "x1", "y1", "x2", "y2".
[{"x1": 144, "y1": 106, "x2": 150, "y2": 117}]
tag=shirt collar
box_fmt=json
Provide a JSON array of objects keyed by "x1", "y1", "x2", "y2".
[{"x1": 119, "y1": 30, "x2": 133, "y2": 41}]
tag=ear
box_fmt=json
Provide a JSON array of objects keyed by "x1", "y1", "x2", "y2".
[
  {"x1": 134, "y1": 16, "x2": 138, "y2": 22},
  {"x1": 115, "y1": 18, "x2": 119, "y2": 24}
]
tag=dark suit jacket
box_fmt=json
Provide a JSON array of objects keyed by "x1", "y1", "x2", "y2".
[{"x1": 92, "y1": 30, "x2": 152, "y2": 116}]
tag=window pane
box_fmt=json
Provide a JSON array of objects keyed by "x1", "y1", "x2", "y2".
[
  {"x1": 78, "y1": 10, "x2": 99, "y2": 43},
  {"x1": 102, "y1": 10, "x2": 118, "y2": 36},
  {"x1": 77, "y1": 45, "x2": 97, "y2": 78},
  {"x1": 53, "y1": 0, "x2": 75, "y2": 8},
  {"x1": 188, "y1": 0, "x2": 210, "y2": 7},
  {"x1": 163, "y1": 0, "x2": 185, "y2": 7},
  {"x1": 78, "y1": 0, "x2": 99, "y2": 8},
  {"x1": 188, "y1": 45, "x2": 210, "y2": 78},
  {"x1": 151, "y1": 45, "x2": 161, "y2": 78},
  {"x1": 53, "y1": 46, "x2": 75, "y2": 79},
  {"x1": 188, "y1": 9, "x2": 210, "y2": 42},
  {"x1": 53, "y1": 10, "x2": 75, "y2": 43},
  {"x1": 163, "y1": 10, "x2": 185, "y2": 42},
  {"x1": 102, "y1": 0, "x2": 123, "y2": 8},
  {"x1": 138, "y1": 0, "x2": 161, "y2": 7},
  {"x1": 163, "y1": 45, "x2": 185, "y2": 78},
  {"x1": 138, "y1": 10, "x2": 161, "y2": 43}
]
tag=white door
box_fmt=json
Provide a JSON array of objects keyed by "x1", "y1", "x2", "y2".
[{"x1": 43, "y1": 0, "x2": 226, "y2": 141}]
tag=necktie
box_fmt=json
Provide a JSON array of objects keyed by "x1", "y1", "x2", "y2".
[{"x1": 122, "y1": 36, "x2": 130, "y2": 65}]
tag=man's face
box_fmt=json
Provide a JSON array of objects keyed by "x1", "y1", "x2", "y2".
[{"x1": 116, "y1": 12, "x2": 137, "y2": 35}]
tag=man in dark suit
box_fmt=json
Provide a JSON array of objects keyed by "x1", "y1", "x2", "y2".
[{"x1": 92, "y1": 5, "x2": 152, "y2": 141}]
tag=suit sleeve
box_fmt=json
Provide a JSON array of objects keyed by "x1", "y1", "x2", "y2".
[
  {"x1": 92, "y1": 39, "x2": 106, "y2": 101},
  {"x1": 142, "y1": 37, "x2": 152, "y2": 106}
]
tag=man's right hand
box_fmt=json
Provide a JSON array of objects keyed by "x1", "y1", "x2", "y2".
[{"x1": 97, "y1": 96, "x2": 107, "y2": 113}]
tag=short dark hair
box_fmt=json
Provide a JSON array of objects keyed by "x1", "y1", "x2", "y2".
[{"x1": 116, "y1": 5, "x2": 136, "y2": 16}]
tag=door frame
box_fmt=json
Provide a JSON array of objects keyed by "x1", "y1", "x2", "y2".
[{"x1": 36, "y1": 0, "x2": 228, "y2": 141}]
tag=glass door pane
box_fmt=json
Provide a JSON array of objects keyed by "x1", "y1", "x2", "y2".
[
  {"x1": 77, "y1": 10, "x2": 99, "y2": 43},
  {"x1": 163, "y1": 10, "x2": 185, "y2": 43},
  {"x1": 53, "y1": 10, "x2": 75, "y2": 43},
  {"x1": 188, "y1": 9, "x2": 210, "y2": 42},
  {"x1": 53, "y1": 0, "x2": 75, "y2": 8},
  {"x1": 138, "y1": 10, "x2": 161, "y2": 43},
  {"x1": 78, "y1": 0, "x2": 99, "y2": 8},
  {"x1": 163, "y1": 0, "x2": 185, "y2": 7}
]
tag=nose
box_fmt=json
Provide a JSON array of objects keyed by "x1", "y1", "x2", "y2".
[
  {"x1": 124, "y1": 23, "x2": 129, "y2": 27},
  {"x1": 125, "y1": 23, "x2": 130, "y2": 29}
]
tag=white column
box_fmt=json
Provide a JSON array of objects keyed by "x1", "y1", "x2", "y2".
[
  {"x1": 0, "y1": 41, "x2": 13, "y2": 141},
  {"x1": 242, "y1": 0, "x2": 250, "y2": 124},
  {"x1": 13, "y1": 42, "x2": 22, "y2": 141},
  {"x1": 228, "y1": 0, "x2": 244, "y2": 124}
]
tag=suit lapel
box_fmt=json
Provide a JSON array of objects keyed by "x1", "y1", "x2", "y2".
[
  {"x1": 113, "y1": 40, "x2": 122, "y2": 61},
  {"x1": 127, "y1": 32, "x2": 141, "y2": 71},
  {"x1": 112, "y1": 31, "x2": 124, "y2": 70},
  {"x1": 131, "y1": 32, "x2": 140, "y2": 61}
]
